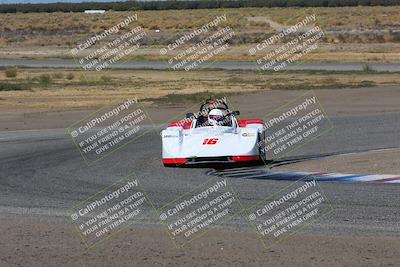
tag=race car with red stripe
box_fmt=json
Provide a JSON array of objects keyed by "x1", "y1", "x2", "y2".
[{"x1": 161, "y1": 99, "x2": 266, "y2": 166}]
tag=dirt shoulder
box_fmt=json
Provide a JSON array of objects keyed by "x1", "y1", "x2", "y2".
[
  {"x1": 1, "y1": 68, "x2": 400, "y2": 112},
  {"x1": 0, "y1": 217, "x2": 398, "y2": 267}
]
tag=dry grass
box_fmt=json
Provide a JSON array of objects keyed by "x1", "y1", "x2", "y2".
[
  {"x1": 1, "y1": 6, "x2": 399, "y2": 33},
  {"x1": 1, "y1": 68, "x2": 400, "y2": 111},
  {"x1": 0, "y1": 6, "x2": 399, "y2": 63}
]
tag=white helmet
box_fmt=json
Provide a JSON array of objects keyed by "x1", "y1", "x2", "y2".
[{"x1": 208, "y1": 109, "x2": 225, "y2": 126}]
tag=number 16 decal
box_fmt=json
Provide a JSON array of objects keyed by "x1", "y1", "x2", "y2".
[{"x1": 202, "y1": 138, "x2": 218, "y2": 145}]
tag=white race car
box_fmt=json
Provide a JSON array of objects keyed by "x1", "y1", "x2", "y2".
[{"x1": 161, "y1": 99, "x2": 266, "y2": 166}]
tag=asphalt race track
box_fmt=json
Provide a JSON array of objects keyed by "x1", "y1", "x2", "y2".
[{"x1": 1, "y1": 111, "x2": 399, "y2": 237}]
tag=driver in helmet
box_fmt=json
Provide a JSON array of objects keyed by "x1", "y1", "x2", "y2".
[{"x1": 207, "y1": 109, "x2": 227, "y2": 126}]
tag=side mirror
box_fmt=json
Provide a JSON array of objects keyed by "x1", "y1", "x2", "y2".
[
  {"x1": 186, "y1": 113, "x2": 194, "y2": 119},
  {"x1": 232, "y1": 110, "x2": 240, "y2": 116}
]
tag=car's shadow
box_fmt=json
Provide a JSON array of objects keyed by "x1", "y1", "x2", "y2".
[
  {"x1": 178, "y1": 160, "x2": 267, "y2": 170},
  {"x1": 174, "y1": 154, "x2": 325, "y2": 170},
  {"x1": 172, "y1": 149, "x2": 381, "y2": 171}
]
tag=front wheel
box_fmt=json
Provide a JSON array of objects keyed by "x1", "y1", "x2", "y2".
[{"x1": 257, "y1": 132, "x2": 266, "y2": 161}]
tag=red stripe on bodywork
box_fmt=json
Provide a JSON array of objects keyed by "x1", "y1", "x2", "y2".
[
  {"x1": 167, "y1": 121, "x2": 192, "y2": 129},
  {"x1": 237, "y1": 119, "x2": 264, "y2": 127},
  {"x1": 232, "y1": 155, "x2": 260, "y2": 162},
  {"x1": 162, "y1": 158, "x2": 188, "y2": 165}
]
